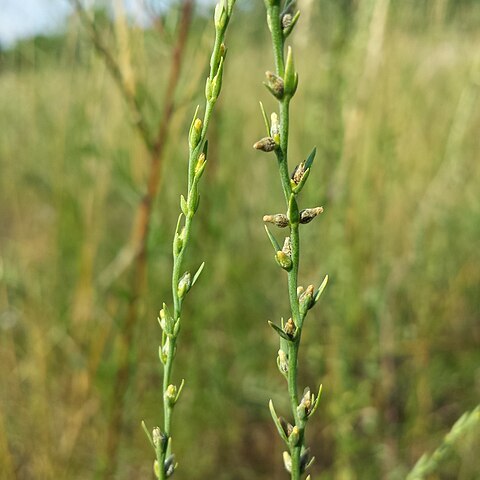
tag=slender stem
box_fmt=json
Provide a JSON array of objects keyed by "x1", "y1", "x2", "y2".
[
  {"x1": 264, "y1": 1, "x2": 307, "y2": 478},
  {"x1": 155, "y1": 3, "x2": 236, "y2": 477}
]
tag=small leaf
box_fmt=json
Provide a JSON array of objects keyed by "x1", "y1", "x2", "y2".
[
  {"x1": 141, "y1": 420, "x2": 155, "y2": 450},
  {"x1": 288, "y1": 193, "x2": 299, "y2": 224},
  {"x1": 268, "y1": 320, "x2": 294, "y2": 342},
  {"x1": 308, "y1": 384, "x2": 323, "y2": 418},
  {"x1": 191, "y1": 262, "x2": 206, "y2": 287},
  {"x1": 180, "y1": 195, "x2": 188, "y2": 216},
  {"x1": 175, "y1": 379, "x2": 185, "y2": 403},
  {"x1": 269, "y1": 400, "x2": 289, "y2": 444},
  {"x1": 314, "y1": 275, "x2": 328, "y2": 303},
  {"x1": 305, "y1": 147, "x2": 316, "y2": 170},
  {"x1": 264, "y1": 225, "x2": 281, "y2": 252},
  {"x1": 259, "y1": 101, "x2": 271, "y2": 137}
]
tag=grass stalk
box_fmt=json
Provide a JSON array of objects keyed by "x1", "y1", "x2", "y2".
[
  {"x1": 257, "y1": 1, "x2": 327, "y2": 478},
  {"x1": 406, "y1": 405, "x2": 480, "y2": 479},
  {"x1": 143, "y1": 2, "x2": 236, "y2": 478}
]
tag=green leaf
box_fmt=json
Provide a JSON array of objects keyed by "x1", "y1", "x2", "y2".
[
  {"x1": 314, "y1": 275, "x2": 328, "y2": 303},
  {"x1": 191, "y1": 262, "x2": 206, "y2": 287},
  {"x1": 180, "y1": 195, "x2": 188, "y2": 217},
  {"x1": 268, "y1": 320, "x2": 294, "y2": 342},
  {"x1": 264, "y1": 225, "x2": 281, "y2": 252},
  {"x1": 288, "y1": 193, "x2": 299, "y2": 224},
  {"x1": 305, "y1": 147, "x2": 316, "y2": 170},
  {"x1": 269, "y1": 400, "x2": 289, "y2": 444},
  {"x1": 308, "y1": 384, "x2": 323, "y2": 418},
  {"x1": 259, "y1": 101, "x2": 271, "y2": 137},
  {"x1": 141, "y1": 420, "x2": 155, "y2": 450},
  {"x1": 174, "y1": 379, "x2": 185, "y2": 404}
]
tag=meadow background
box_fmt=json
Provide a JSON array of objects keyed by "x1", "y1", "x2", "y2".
[{"x1": 1, "y1": 0, "x2": 480, "y2": 478}]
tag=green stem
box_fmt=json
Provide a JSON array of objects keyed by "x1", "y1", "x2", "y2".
[
  {"x1": 265, "y1": 1, "x2": 305, "y2": 478},
  {"x1": 155, "y1": 3, "x2": 236, "y2": 477}
]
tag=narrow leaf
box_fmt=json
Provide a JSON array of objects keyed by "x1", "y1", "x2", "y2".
[
  {"x1": 141, "y1": 420, "x2": 155, "y2": 450},
  {"x1": 192, "y1": 262, "x2": 206, "y2": 287},
  {"x1": 308, "y1": 384, "x2": 323, "y2": 418},
  {"x1": 259, "y1": 101, "x2": 271, "y2": 137},
  {"x1": 269, "y1": 400, "x2": 289, "y2": 444},
  {"x1": 314, "y1": 275, "x2": 328, "y2": 303},
  {"x1": 175, "y1": 378, "x2": 185, "y2": 403},
  {"x1": 305, "y1": 147, "x2": 316, "y2": 170},
  {"x1": 264, "y1": 225, "x2": 281, "y2": 252},
  {"x1": 180, "y1": 195, "x2": 188, "y2": 217},
  {"x1": 268, "y1": 320, "x2": 293, "y2": 342}
]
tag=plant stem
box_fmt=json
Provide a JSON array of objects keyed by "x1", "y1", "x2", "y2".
[
  {"x1": 262, "y1": 1, "x2": 322, "y2": 478},
  {"x1": 153, "y1": 2, "x2": 236, "y2": 477}
]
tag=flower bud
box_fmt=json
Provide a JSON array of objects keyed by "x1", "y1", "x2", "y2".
[
  {"x1": 280, "y1": 417, "x2": 294, "y2": 438},
  {"x1": 165, "y1": 384, "x2": 177, "y2": 407},
  {"x1": 214, "y1": 1, "x2": 227, "y2": 31},
  {"x1": 265, "y1": 71, "x2": 284, "y2": 99},
  {"x1": 300, "y1": 448, "x2": 314, "y2": 473},
  {"x1": 291, "y1": 161, "x2": 306, "y2": 186},
  {"x1": 299, "y1": 284, "x2": 315, "y2": 315},
  {"x1": 288, "y1": 425, "x2": 300, "y2": 448},
  {"x1": 189, "y1": 118, "x2": 202, "y2": 150},
  {"x1": 211, "y1": 56, "x2": 225, "y2": 101},
  {"x1": 263, "y1": 213, "x2": 289, "y2": 228},
  {"x1": 158, "y1": 304, "x2": 174, "y2": 335},
  {"x1": 282, "y1": 13, "x2": 293, "y2": 30},
  {"x1": 283, "y1": 451, "x2": 292, "y2": 473},
  {"x1": 270, "y1": 112, "x2": 280, "y2": 142},
  {"x1": 195, "y1": 152, "x2": 207, "y2": 179},
  {"x1": 284, "y1": 317, "x2": 296, "y2": 338},
  {"x1": 300, "y1": 207, "x2": 324, "y2": 224},
  {"x1": 275, "y1": 250, "x2": 292, "y2": 271},
  {"x1": 282, "y1": 236, "x2": 291, "y2": 256},
  {"x1": 253, "y1": 137, "x2": 276, "y2": 152},
  {"x1": 152, "y1": 427, "x2": 166, "y2": 449},
  {"x1": 297, "y1": 387, "x2": 313, "y2": 420},
  {"x1": 277, "y1": 349, "x2": 288, "y2": 374},
  {"x1": 177, "y1": 271, "x2": 192, "y2": 299},
  {"x1": 164, "y1": 454, "x2": 176, "y2": 477}
]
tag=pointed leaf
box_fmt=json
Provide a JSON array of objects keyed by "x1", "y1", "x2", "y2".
[
  {"x1": 264, "y1": 225, "x2": 281, "y2": 252},
  {"x1": 268, "y1": 320, "x2": 293, "y2": 342},
  {"x1": 288, "y1": 193, "x2": 299, "y2": 224},
  {"x1": 314, "y1": 275, "x2": 328, "y2": 303},
  {"x1": 269, "y1": 400, "x2": 289, "y2": 444},
  {"x1": 305, "y1": 147, "x2": 316, "y2": 170},
  {"x1": 192, "y1": 262, "x2": 206, "y2": 287},
  {"x1": 308, "y1": 384, "x2": 323, "y2": 418},
  {"x1": 259, "y1": 101, "x2": 271, "y2": 137},
  {"x1": 175, "y1": 379, "x2": 185, "y2": 403},
  {"x1": 141, "y1": 420, "x2": 155, "y2": 450},
  {"x1": 180, "y1": 195, "x2": 188, "y2": 217}
]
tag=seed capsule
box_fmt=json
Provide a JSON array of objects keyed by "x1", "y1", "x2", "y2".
[
  {"x1": 263, "y1": 213, "x2": 289, "y2": 228},
  {"x1": 300, "y1": 207, "x2": 324, "y2": 224},
  {"x1": 265, "y1": 71, "x2": 284, "y2": 99},
  {"x1": 253, "y1": 137, "x2": 276, "y2": 152}
]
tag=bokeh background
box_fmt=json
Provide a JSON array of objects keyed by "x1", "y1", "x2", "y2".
[{"x1": 1, "y1": 0, "x2": 479, "y2": 478}]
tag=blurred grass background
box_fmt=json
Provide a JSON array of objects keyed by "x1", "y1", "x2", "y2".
[{"x1": 1, "y1": 0, "x2": 480, "y2": 478}]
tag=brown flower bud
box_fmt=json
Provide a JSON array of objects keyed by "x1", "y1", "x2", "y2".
[
  {"x1": 263, "y1": 214, "x2": 289, "y2": 228},
  {"x1": 253, "y1": 137, "x2": 276, "y2": 152},
  {"x1": 300, "y1": 207, "x2": 324, "y2": 224}
]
